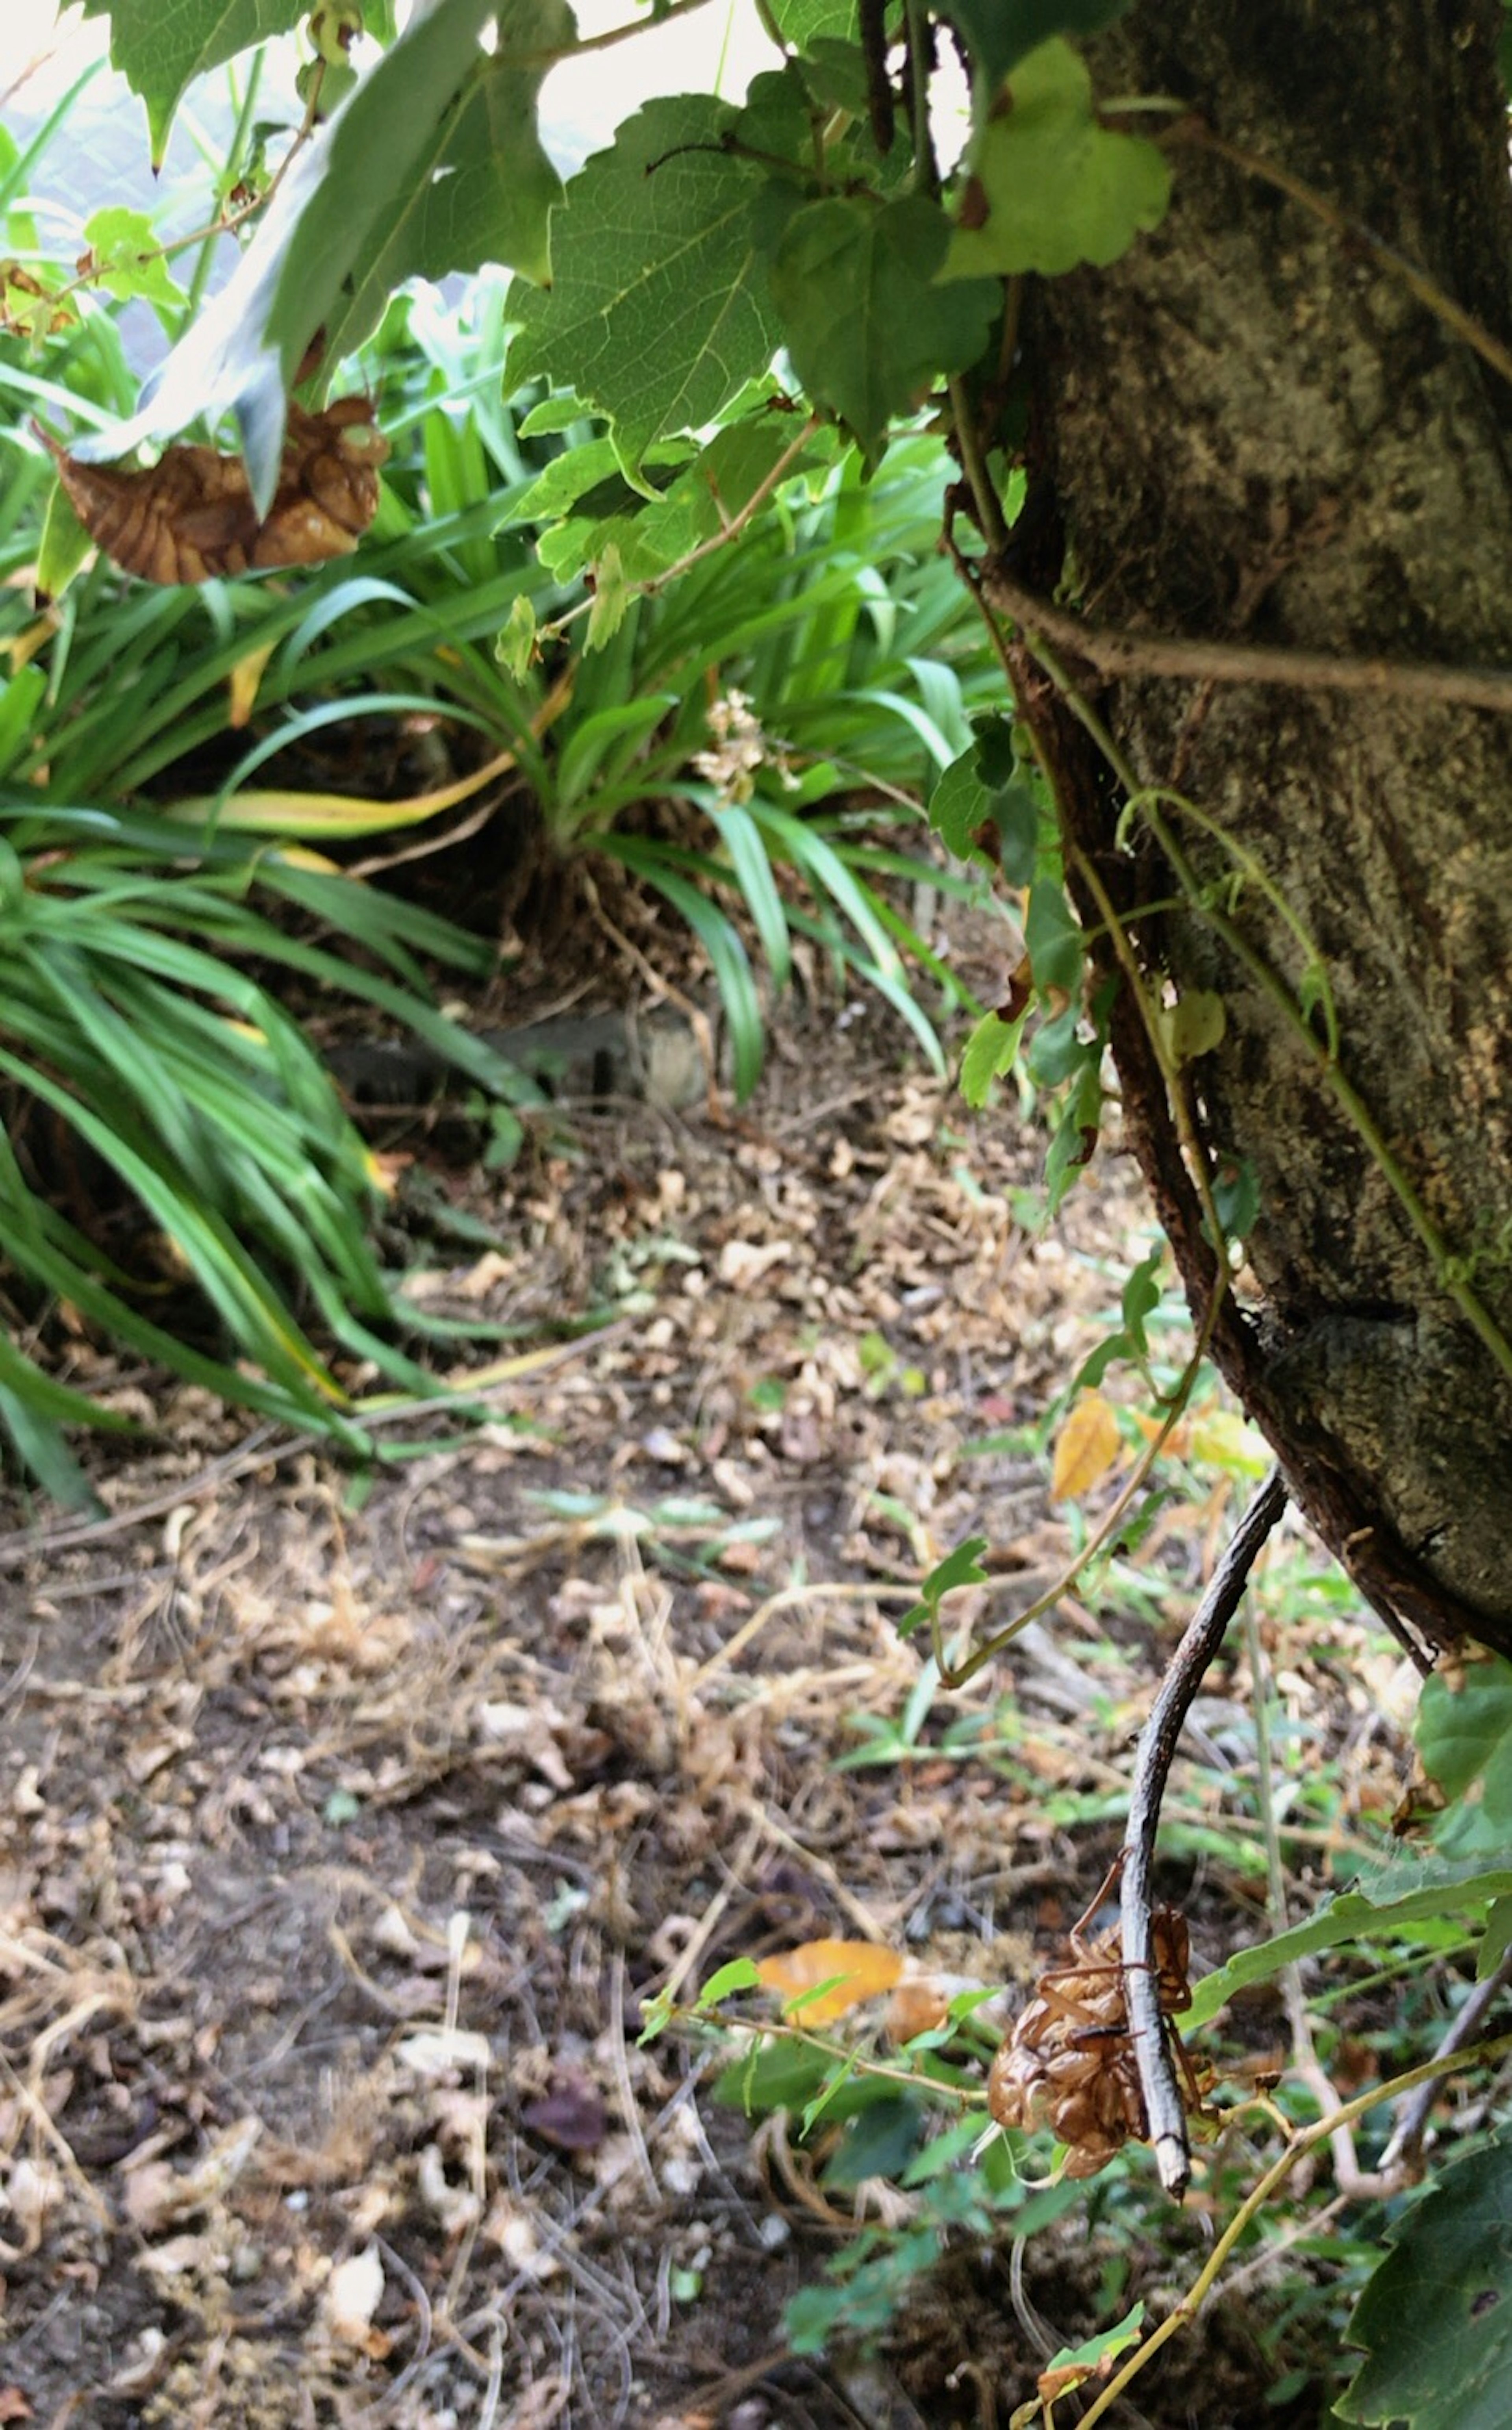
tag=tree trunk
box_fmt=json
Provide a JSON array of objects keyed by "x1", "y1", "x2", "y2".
[{"x1": 1024, "y1": 0, "x2": 1512, "y2": 1659}]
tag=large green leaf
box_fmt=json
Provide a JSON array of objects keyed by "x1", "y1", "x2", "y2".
[
  {"x1": 506, "y1": 95, "x2": 782, "y2": 485},
  {"x1": 939, "y1": 0, "x2": 1131, "y2": 89},
  {"x1": 1415, "y1": 1656, "x2": 1512, "y2": 1860},
  {"x1": 79, "y1": 0, "x2": 305, "y2": 163},
  {"x1": 765, "y1": 194, "x2": 998, "y2": 460},
  {"x1": 1336, "y1": 2126, "x2": 1512, "y2": 2428},
  {"x1": 943, "y1": 37, "x2": 1170, "y2": 278},
  {"x1": 763, "y1": 0, "x2": 859, "y2": 43},
  {"x1": 1187, "y1": 1852, "x2": 1512, "y2": 2028},
  {"x1": 311, "y1": 0, "x2": 572, "y2": 364}
]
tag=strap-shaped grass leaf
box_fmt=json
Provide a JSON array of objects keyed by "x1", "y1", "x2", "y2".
[{"x1": 597, "y1": 834, "x2": 762, "y2": 1100}]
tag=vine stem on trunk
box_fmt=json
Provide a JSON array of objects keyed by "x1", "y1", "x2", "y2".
[{"x1": 1121, "y1": 1465, "x2": 1289, "y2": 2197}]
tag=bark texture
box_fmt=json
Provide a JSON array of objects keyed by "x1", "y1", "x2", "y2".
[{"x1": 1025, "y1": 0, "x2": 1512, "y2": 1655}]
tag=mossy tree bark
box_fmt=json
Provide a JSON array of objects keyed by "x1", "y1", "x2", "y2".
[{"x1": 1023, "y1": 0, "x2": 1512, "y2": 1658}]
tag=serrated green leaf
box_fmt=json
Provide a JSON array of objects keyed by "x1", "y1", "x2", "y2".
[
  {"x1": 585, "y1": 540, "x2": 632, "y2": 650},
  {"x1": 1337, "y1": 2126, "x2": 1512, "y2": 2428},
  {"x1": 960, "y1": 1007, "x2": 1024, "y2": 1107},
  {"x1": 930, "y1": 746, "x2": 991, "y2": 860},
  {"x1": 899, "y1": 1535, "x2": 989, "y2": 1639},
  {"x1": 940, "y1": 0, "x2": 1131, "y2": 89},
  {"x1": 765, "y1": 193, "x2": 998, "y2": 460},
  {"x1": 80, "y1": 0, "x2": 306, "y2": 161},
  {"x1": 267, "y1": 0, "x2": 547, "y2": 373},
  {"x1": 764, "y1": 0, "x2": 860, "y2": 45},
  {"x1": 1416, "y1": 1657, "x2": 1512, "y2": 1861},
  {"x1": 944, "y1": 38, "x2": 1171, "y2": 279},
  {"x1": 1044, "y1": 1056, "x2": 1102, "y2": 1213},
  {"x1": 82, "y1": 208, "x2": 187, "y2": 313},
  {"x1": 506, "y1": 95, "x2": 782, "y2": 486}
]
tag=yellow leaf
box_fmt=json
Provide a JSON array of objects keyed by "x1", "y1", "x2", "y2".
[
  {"x1": 1051, "y1": 1392, "x2": 1122, "y2": 1501},
  {"x1": 1189, "y1": 1407, "x2": 1271, "y2": 1477},
  {"x1": 228, "y1": 641, "x2": 276, "y2": 728},
  {"x1": 754, "y1": 1939, "x2": 904, "y2": 2024}
]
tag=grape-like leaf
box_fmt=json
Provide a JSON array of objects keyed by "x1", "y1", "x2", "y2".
[
  {"x1": 898, "y1": 1536, "x2": 989, "y2": 1639},
  {"x1": 1415, "y1": 1656, "x2": 1512, "y2": 1861},
  {"x1": 765, "y1": 193, "x2": 998, "y2": 459},
  {"x1": 1025, "y1": 875, "x2": 1084, "y2": 996},
  {"x1": 507, "y1": 95, "x2": 782, "y2": 486},
  {"x1": 763, "y1": 0, "x2": 860, "y2": 45},
  {"x1": 944, "y1": 37, "x2": 1171, "y2": 279},
  {"x1": 939, "y1": 0, "x2": 1131, "y2": 90},
  {"x1": 80, "y1": 0, "x2": 306, "y2": 163},
  {"x1": 82, "y1": 209, "x2": 187, "y2": 313},
  {"x1": 1337, "y1": 2126, "x2": 1512, "y2": 2428}
]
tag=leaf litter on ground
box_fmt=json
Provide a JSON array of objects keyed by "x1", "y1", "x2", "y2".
[{"x1": 0, "y1": 949, "x2": 1431, "y2": 2427}]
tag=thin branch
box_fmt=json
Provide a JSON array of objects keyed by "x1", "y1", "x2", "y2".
[
  {"x1": 1121, "y1": 1466, "x2": 1288, "y2": 2198},
  {"x1": 1078, "y1": 2028, "x2": 1512, "y2": 2428},
  {"x1": 981, "y1": 560, "x2": 1512, "y2": 719},
  {"x1": 1379, "y1": 1943, "x2": 1512, "y2": 2178}
]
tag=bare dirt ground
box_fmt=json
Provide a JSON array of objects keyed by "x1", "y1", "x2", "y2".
[{"x1": 0, "y1": 958, "x2": 1419, "y2": 2429}]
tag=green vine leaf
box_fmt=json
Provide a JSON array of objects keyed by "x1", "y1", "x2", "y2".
[
  {"x1": 1025, "y1": 874, "x2": 1084, "y2": 997},
  {"x1": 1187, "y1": 1852, "x2": 1512, "y2": 2028},
  {"x1": 763, "y1": 0, "x2": 860, "y2": 47},
  {"x1": 898, "y1": 1536, "x2": 989, "y2": 1641},
  {"x1": 1415, "y1": 1655, "x2": 1512, "y2": 1862},
  {"x1": 1336, "y1": 2125, "x2": 1512, "y2": 2428},
  {"x1": 507, "y1": 95, "x2": 782, "y2": 487},
  {"x1": 81, "y1": 208, "x2": 187, "y2": 315},
  {"x1": 939, "y1": 0, "x2": 1132, "y2": 91},
  {"x1": 80, "y1": 0, "x2": 306, "y2": 163},
  {"x1": 943, "y1": 38, "x2": 1171, "y2": 279},
  {"x1": 766, "y1": 194, "x2": 998, "y2": 458},
  {"x1": 960, "y1": 1007, "x2": 1026, "y2": 1107}
]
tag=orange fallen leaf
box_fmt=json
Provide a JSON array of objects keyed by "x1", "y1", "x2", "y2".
[
  {"x1": 1051, "y1": 1392, "x2": 1121, "y2": 1501},
  {"x1": 755, "y1": 1938, "x2": 904, "y2": 2024}
]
